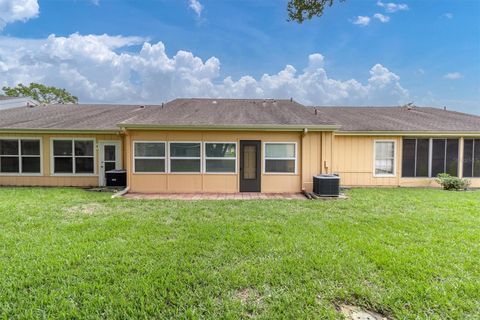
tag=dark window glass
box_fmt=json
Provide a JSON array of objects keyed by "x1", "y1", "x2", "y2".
[
  {"x1": 21, "y1": 140, "x2": 40, "y2": 155},
  {"x1": 170, "y1": 143, "x2": 200, "y2": 157},
  {"x1": 170, "y1": 159, "x2": 201, "y2": 172},
  {"x1": 53, "y1": 140, "x2": 72, "y2": 156},
  {"x1": 205, "y1": 143, "x2": 236, "y2": 158},
  {"x1": 135, "y1": 143, "x2": 165, "y2": 157},
  {"x1": 416, "y1": 139, "x2": 429, "y2": 177},
  {"x1": 402, "y1": 139, "x2": 415, "y2": 177},
  {"x1": 135, "y1": 159, "x2": 165, "y2": 172},
  {"x1": 265, "y1": 160, "x2": 295, "y2": 173},
  {"x1": 54, "y1": 158, "x2": 73, "y2": 173},
  {"x1": 445, "y1": 139, "x2": 459, "y2": 176},
  {"x1": 75, "y1": 158, "x2": 94, "y2": 173},
  {"x1": 0, "y1": 157, "x2": 19, "y2": 173},
  {"x1": 474, "y1": 140, "x2": 480, "y2": 177},
  {"x1": 463, "y1": 139, "x2": 473, "y2": 178},
  {"x1": 0, "y1": 140, "x2": 19, "y2": 155},
  {"x1": 22, "y1": 157, "x2": 41, "y2": 173},
  {"x1": 75, "y1": 141, "x2": 94, "y2": 156},
  {"x1": 104, "y1": 146, "x2": 116, "y2": 161},
  {"x1": 431, "y1": 139, "x2": 446, "y2": 177},
  {"x1": 205, "y1": 159, "x2": 236, "y2": 173},
  {"x1": 105, "y1": 162, "x2": 116, "y2": 172}
]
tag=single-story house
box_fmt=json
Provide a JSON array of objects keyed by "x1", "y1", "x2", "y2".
[{"x1": 0, "y1": 98, "x2": 479, "y2": 193}]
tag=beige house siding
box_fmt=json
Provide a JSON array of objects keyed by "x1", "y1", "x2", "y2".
[
  {"x1": 332, "y1": 134, "x2": 480, "y2": 188},
  {"x1": 126, "y1": 130, "x2": 313, "y2": 193},
  {"x1": 2, "y1": 130, "x2": 478, "y2": 190},
  {"x1": 0, "y1": 132, "x2": 123, "y2": 187}
]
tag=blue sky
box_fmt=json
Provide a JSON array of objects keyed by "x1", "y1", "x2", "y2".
[{"x1": 0, "y1": 0, "x2": 479, "y2": 114}]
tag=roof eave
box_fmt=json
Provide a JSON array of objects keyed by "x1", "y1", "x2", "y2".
[
  {"x1": 117, "y1": 123, "x2": 340, "y2": 131},
  {"x1": 334, "y1": 130, "x2": 480, "y2": 136},
  {"x1": 0, "y1": 128, "x2": 122, "y2": 134}
]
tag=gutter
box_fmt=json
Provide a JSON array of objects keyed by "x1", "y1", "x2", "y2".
[
  {"x1": 0, "y1": 128, "x2": 122, "y2": 134},
  {"x1": 334, "y1": 131, "x2": 480, "y2": 137},
  {"x1": 117, "y1": 124, "x2": 341, "y2": 132}
]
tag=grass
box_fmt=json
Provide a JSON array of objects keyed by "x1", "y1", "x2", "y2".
[{"x1": 0, "y1": 188, "x2": 479, "y2": 319}]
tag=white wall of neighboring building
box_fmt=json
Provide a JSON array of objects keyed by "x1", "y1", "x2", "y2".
[{"x1": 0, "y1": 97, "x2": 38, "y2": 110}]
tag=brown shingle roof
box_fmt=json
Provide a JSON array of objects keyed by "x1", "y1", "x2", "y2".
[
  {"x1": 120, "y1": 99, "x2": 336, "y2": 127},
  {"x1": 0, "y1": 100, "x2": 478, "y2": 133},
  {"x1": 0, "y1": 104, "x2": 145, "y2": 131},
  {"x1": 314, "y1": 106, "x2": 480, "y2": 132}
]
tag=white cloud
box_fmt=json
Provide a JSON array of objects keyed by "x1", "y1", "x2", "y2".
[
  {"x1": 352, "y1": 16, "x2": 370, "y2": 26},
  {"x1": 189, "y1": 0, "x2": 203, "y2": 17},
  {"x1": 0, "y1": 33, "x2": 409, "y2": 106},
  {"x1": 373, "y1": 13, "x2": 390, "y2": 23},
  {"x1": 444, "y1": 72, "x2": 462, "y2": 80},
  {"x1": 376, "y1": 1, "x2": 408, "y2": 13},
  {"x1": 0, "y1": 0, "x2": 39, "y2": 30},
  {"x1": 443, "y1": 13, "x2": 453, "y2": 19}
]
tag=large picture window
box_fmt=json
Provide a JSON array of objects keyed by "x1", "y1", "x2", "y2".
[
  {"x1": 133, "y1": 142, "x2": 166, "y2": 173},
  {"x1": 402, "y1": 138, "x2": 459, "y2": 178},
  {"x1": 0, "y1": 138, "x2": 41, "y2": 174},
  {"x1": 204, "y1": 142, "x2": 236, "y2": 173},
  {"x1": 169, "y1": 142, "x2": 201, "y2": 173},
  {"x1": 374, "y1": 141, "x2": 395, "y2": 176},
  {"x1": 264, "y1": 142, "x2": 296, "y2": 173},
  {"x1": 52, "y1": 139, "x2": 94, "y2": 174},
  {"x1": 463, "y1": 139, "x2": 480, "y2": 178}
]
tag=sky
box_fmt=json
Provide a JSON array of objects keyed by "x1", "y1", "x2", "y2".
[{"x1": 0, "y1": 0, "x2": 479, "y2": 114}]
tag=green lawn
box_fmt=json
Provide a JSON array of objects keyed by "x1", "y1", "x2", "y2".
[{"x1": 0, "y1": 188, "x2": 479, "y2": 319}]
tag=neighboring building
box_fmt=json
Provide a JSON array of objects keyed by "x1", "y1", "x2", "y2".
[
  {"x1": 0, "y1": 99, "x2": 479, "y2": 192},
  {"x1": 0, "y1": 96, "x2": 38, "y2": 110}
]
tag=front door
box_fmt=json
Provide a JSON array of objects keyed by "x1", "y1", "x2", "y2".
[
  {"x1": 240, "y1": 140, "x2": 261, "y2": 192},
  {"x1": 98, "y1": 141, "x2": 122, "y2": 186}
]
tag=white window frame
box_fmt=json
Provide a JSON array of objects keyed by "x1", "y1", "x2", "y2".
[
  {"x1": 373, "y1": 140, "x2": 397, "y2": 177},
  {"x1": 263, "y1": 142, "x2": 297, "y2": 175},
  {"x1": 50, "y1": 138, "x2": 97, "y2": 176},
  {"x1": 0, "y1": 137, "x2": 43, "y2": 176},
  {"x1": 132, "y1": 141, "x2": 166, "y2": 174},
  {"x1": 168, "y1": 141, "x2": 202, "y2": 174},
  {"x1": 203, "y1": 142, "x2": 237, "y2": 174}
]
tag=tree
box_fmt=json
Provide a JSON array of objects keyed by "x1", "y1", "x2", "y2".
[
  {"x1": 2, "y1": 83, "x2": 78, "y2": 105},
  {"x1": 287, "y1": 0, "x2": 345, "y2": 23}
]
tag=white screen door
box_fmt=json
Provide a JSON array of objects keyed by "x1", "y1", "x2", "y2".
[{"x1": 98, "y1": 141, "x2": 122, "y2": 186}]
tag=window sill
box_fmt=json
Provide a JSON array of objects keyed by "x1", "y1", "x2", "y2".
[{"x1": 50, "y1": 174, "x2": 98, "y2": 177}]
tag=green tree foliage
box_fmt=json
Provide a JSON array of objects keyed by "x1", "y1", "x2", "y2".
[
  {"x1": 287, "y1": 0, "x2": 345, "y2": 23},
  {"x1": 2, "y1": 83, "x2": 78, "y2": 105}
]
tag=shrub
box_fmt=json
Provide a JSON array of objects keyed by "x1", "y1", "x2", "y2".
[{"x1": 435, "y1": 173, "x2": 471, "y2": 191}]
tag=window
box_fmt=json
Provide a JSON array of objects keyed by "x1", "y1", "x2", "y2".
[
  {"x1": 402, "y1": 139, "x2": 429, "y2": 177},
  {"x1": 52, "y1": 139, "x2": 94, "y2": 174},
  {"x1": 133, "y1": 142, "x2": 166, "y2": 173},
  {"x1": 374, "y1": 141, "x2": 395, "y2": 176},
  {"x1": 0, "y1": 138, "x2": 41, "y2": 174},
  {"x1": 463, "y1": 139, "x2": 480, "y2": 178},
  {"x1": 264, "y1": 142, "x2": 296, "y2": 173},
  {"x1": 169, "y1": 142, "x2": 201, "y2": 173},
  {"x1": 431, "y1": 139, "x2": 458, "y2": 177},
  {"x1": 204, "y1": 142, "x2": 236, "y2": 173},
  {"x1": 402, "y1": 138, "x2": 459, "y2": 178}
]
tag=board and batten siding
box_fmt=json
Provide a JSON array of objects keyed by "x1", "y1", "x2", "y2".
[
  {"x1": 125, "y1": 130, "x2": 322, "y2": 193},
  {"x1": 332, "y1": 135, "x2": 480, "y2": 188},
  {"x1": 0, "y1": 133, "x2": 123, "y2": 187}
]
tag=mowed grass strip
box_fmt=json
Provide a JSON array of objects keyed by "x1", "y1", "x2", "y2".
[{"x1": 0, "y1": 187, "x2": 479, "y2": 319}]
